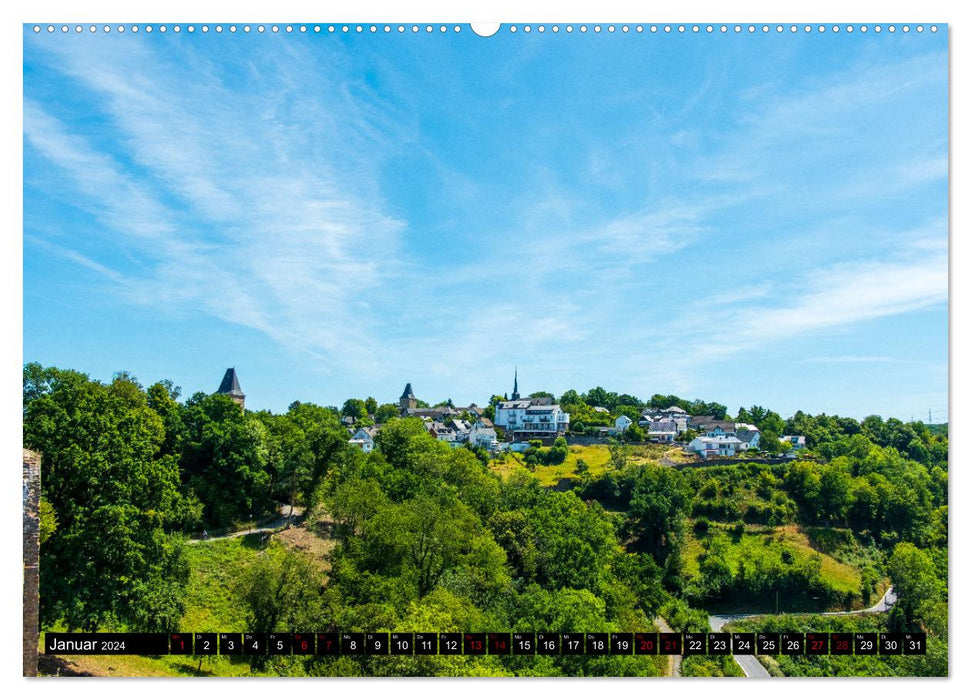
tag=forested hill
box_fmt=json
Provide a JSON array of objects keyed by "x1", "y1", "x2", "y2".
[{"x1": 23, "y1": 363, "x2": 947, "y2": 677}]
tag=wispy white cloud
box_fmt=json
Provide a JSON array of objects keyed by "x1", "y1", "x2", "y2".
[
  {"x1": 25, "y1": 38, "x2": 409, "y2": 372},
  {"x1": 797, "y1": 356, "x2": 900, "y2": 365},
  {"x1": 25, "y1": 235, "x2": 129, "y2": 285},
  {"x1": 661, "y1": 242, "x2": 947, "y2": 369}
]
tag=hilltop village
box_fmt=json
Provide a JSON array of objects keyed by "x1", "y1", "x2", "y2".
[
  {"x1": 25, "y1": 361, "x2": 949, "y2": 678},
  {"x1": 217, "y1": 368, "x2": 806, "y2": 461}
]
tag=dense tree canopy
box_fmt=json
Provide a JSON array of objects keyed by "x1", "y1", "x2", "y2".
[{"x1": 24, "y1": 368, "x2": 191, "y2": 631}]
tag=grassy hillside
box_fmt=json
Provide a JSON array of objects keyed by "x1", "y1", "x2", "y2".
[
  {"x1": 43, "y1": 532, "x2": 311, "y2": 677},
  {"x1": 681, "y1": 523, "x2": 882, "y2": 612},
  {"x1": 489, "y1": 443, "x2": 687, "y2": 487}
]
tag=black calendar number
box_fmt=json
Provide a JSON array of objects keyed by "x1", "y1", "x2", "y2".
[
  {"x1": 169, "y1": 633, "x2": 191, "y2": 655},
  {"x1": 292, "y1": 633, "x2": 314, "y2": 654},
  {"x1": 781, "y1": 633, "x2": 803, "y2": 655},
  {"x1": 635, "y1": 633, "x2": 657, "y2": 655},
  {"x1": 586, "y1": 633, "x2": 609, "y2": 655},
  {"x1": 707, "y1": 633, "x2": 730, "y2": 655},
  {"x1": 659, "y1": 633, "x2": 681, "y2": 655},
  {"x1": 439, "y1": 633, "x2": 461, "y2": 655},
  {"x1": 683, "y1": 633, "x2": 706, "y2": 656},
  {"x1": 415, "y1": 633, "x2": 437, "y2": 655},
  {"x1": 390, "y1": 633, "x2": 413, "y2": 655},
  {"x1": 316, "y1": 633, "x2": 339, "y2": 655},
  {"x1": 561, "y1": 633, "x2": 584, "y2": 655},
  {"x1": 219, "y1": 633, "x2": 242, "y2": 655},
  {"x1": 903, "y1": 633, "x2": 926, "y2": 655},
  {"x1": 806, "y1": 633, "x2": 827, "y2": 655},
  {"x1": 537, "y1": 633, "x2": 560, "y2": 655},
  {"x1": 243, "y1": 633, "x2": 266, "y2": 655},
  {"x1": 464, "y1": 633, "x2": 486, "y2": 655},
  {"x1": 194, "y1": 633, "x2": 216, "y2": 656},
  {"x1": 610, "y1": 633, "x2": 633, "y2": 655},
  {"x1": 830, "y1": 633, "x2": 852, "y2": 656},
  {"x1": 513, "y1": 633, "x2": 535, "y2": 655},
  {"x1": 854, "y1": 633, "x2": 877, "y2": 656},
  {"x1": 879, "y1": 633, "x2": 903, "y2": 655},
  {"x1": 756, "y1": 633, "x2": 779, "y2": 655},
  {"x1": 366, "y1": 632, "x2": 389, "y2": 655},
  {"x1": 341, "y1": 632, "x2": 365, "y2": 655},
  {"x1": 732, "y1": 633, "x2": 754, "y2": 654},
  {"x1": 268, "y1": 633, "x2": 291, "y2": 655}
]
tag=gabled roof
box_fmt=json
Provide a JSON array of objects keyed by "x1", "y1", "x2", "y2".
[{"x1": 217, "y1": 368, "x2": 244, "y2": 398}]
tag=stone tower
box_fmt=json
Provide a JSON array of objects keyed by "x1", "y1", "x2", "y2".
[
  {"x1": 511, "y1": 367, "x2": 521, "y2": 400},
  {"x1": 217, "y1": 368, "x2": 245, "y2": 410},
  {"x1": 399, "y1": 382, "x2": 416, "y2": 413}
]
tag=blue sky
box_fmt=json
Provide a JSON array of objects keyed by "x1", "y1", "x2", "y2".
[{"x1": 22, "y1": 24, "x2": 948, "y2": 420}]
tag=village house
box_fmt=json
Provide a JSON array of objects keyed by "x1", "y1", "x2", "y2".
[
  {"x1": 348, "y1": 425, "x2": 377, "y2": 453},
  {"x1": 688, "y1": 434, "x2": 745, "y2": 458},
  {"x1": 658, "y1": 405, "x2": 688, "y2": 421},
  {"x1": 428, "y1": 421, "x2": 458, "y2": 445},
  {"x1": 702, "y1": 421, "x2": 738, "y2": 437},
  {"x1": 780, "y1": 435, "x2": 807, "y2": 456},
  {"x1": 648, "y1": 420, "x2": 678, "y2": 443},
  {"x1": 469, "y1": 420, "x2": 499, "y2": 451},
  {"x1": 687, "y1": 414, "x2": 717, "y2": 431},
  {"x1": 734, "y1": 423, "x2": 762, "y2": 450}
]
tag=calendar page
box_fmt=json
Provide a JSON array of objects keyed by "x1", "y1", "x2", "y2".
[{"x1": 22, "y1": 16, "x2": 948, "y2": 680}]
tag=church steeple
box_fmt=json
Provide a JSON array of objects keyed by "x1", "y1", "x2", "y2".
[{"x1": 511, "y1": 367, "x2": 520, "y2": 400}]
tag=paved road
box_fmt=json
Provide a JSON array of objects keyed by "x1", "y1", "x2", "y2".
[
  {"x1": 708, "y1": 615, "x2": 771, "y2": 677},
  {"x1": 708, "y1": 586, "x2": 896, "y2": 678}
]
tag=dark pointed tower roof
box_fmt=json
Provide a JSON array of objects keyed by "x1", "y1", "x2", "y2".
[
  {"x1": 400, "y1": 382, "x2": 415, "y2": 400},
  {"x1": 511, "y1": 367, "x2": 520, "y2": 400},
  {"x1": 217, "y1": 367, "x2": 245, "y2": 399}
]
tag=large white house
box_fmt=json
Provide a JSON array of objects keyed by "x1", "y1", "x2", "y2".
[
  {"x1": 688, "y1": 435, "x2": 745, "y2": 458},
  {"x1": 494, "y1": 399, "x2": 569, "y2": 439}
]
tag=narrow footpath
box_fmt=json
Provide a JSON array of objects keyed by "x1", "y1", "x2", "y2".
[{"x1": 654, "y1": 617, "x2": 681, "y2": 677}]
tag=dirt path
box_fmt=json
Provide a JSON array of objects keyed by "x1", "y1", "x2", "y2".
[
  {"x1": 654, "y1": 617, "x2": 681, "y2": 677},
  {"x1": 187, "y1": 505, "x2": 305, "y2": 544},
  {"x1": 660, "y1": 448, "x2": 683, "y2": 467}
]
